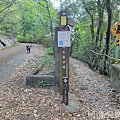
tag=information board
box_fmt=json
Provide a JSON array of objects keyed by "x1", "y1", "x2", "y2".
[{"x1": 58, "y1": 31, "x2": 70, "y2": 47}]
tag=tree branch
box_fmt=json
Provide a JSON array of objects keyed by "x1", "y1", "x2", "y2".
[
  {"x1": 44, "y1": 0, "x2": 54, "y2": 43},
  {"x1": 0, "y1": 0, "x2": 5, "y2": 6},
  {"x1": 38, "y1": 1, "x2": 46, "y2": 8},
  {"x1": 91, "y1": 50, "x2": 120, "y2": 61},
  {"x1": 81, "y1": 0, "x2": 93, "y2": 19},
  {"x1": 0, "y1": 9, "x2": 9, "y2": 23},
  {"x1": 81, "y1": 0, "x2": 94, "y2": 49},
  {"x1": 0, "y1": 0, "x2": 13, "y2": 13}
]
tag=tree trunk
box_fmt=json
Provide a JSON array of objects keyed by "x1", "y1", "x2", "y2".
[
  {"x1": 82, "y1": 0, "x2": 95, "y2": 68},
  {"x1": 104, "y1": 0, "x2": 112, "y2": 75},
  {"x1": 95, "y1": 0, "x2": 105, "y2": 50}
]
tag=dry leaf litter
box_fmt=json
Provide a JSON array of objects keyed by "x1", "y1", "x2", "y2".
[{"x1": 0, "y1": 44, "x2": 120, "y2": 120}]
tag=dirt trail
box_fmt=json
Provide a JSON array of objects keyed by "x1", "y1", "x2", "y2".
[
  {"x1": 0, "y1": 45, "x2": 120, "y2": 120},
  {"x1": 0, "y1": 43, "x2": 39, "y2": 84},
  {"x1": 70, "y1": 58, "x2": 120, "y2": 119}
]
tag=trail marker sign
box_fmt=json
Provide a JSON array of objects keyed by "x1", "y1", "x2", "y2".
[
  {"x1": 111, "y1": 21, "x2": 120, "y2": 39},
  {"x1": 60, "y1": 11, "x2": 67, "y2": 26},
  {"x1": 63, "y1": 77, "x2": 69, "y2": 105},
  {"x1": 58, "y1": 31, "x2": 70, "y2": 47}
]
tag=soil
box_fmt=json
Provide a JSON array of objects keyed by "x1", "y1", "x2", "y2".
[{"x1": 0, "y1": 43, "x2": 120, "y2": 120}]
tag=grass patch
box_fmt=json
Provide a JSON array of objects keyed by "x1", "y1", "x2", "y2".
[
  {"x1": 40, "y1": 50, "x2": 55, "y2": 68},
  {"x1": 46, "y1": 47, "x2": 54, "y2": 55}
]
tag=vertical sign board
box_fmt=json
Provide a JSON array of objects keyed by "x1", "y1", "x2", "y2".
[
  {"x1": 58, "y1": 11, "x2": 70, "y2": 105},
  {"x1": 58, "y1": 26, "x2": 70, "y2": 95},
  {"x1": 58, "y1": 27, "x2": 70, "y2": 104},
  {"x1": 59, "y1": 11, "x2": 67, "y2": 95},
  {"x1": 63, "y1": 77, "x2": 69, "y2": 105}
]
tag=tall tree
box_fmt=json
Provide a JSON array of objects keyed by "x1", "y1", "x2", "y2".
[
  {"x1": 38, "y1": 0, "x2": 55, "y2": 44},
  {"x1": 104, "y1": 0, "x2": 112, "y2": 74},
  {"x1": 58, "y1": 0, "x2": 116, "y2": 75}
]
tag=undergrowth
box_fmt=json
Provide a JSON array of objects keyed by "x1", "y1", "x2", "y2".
[{"x1": 40, "y1": 48, "x2": 55, "y2": 68}]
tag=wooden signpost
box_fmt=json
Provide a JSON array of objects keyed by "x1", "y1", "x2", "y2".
[
  {"x1": 67, "y1": 17, "x2": 75, "y2": 27},
  {"x1": 55, "y1": 10, "x2": 75, "y2": 105},
  {"x1": 59, "y1": 11, "x2": 70, "y2": 105}
]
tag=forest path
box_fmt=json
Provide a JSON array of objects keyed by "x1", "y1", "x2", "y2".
[
  {"x1": 70, "y1": 58, "x2": 120, "y2": 117},
  {"x1": 0, "y1": 44, "x2": 120, "y2": 119},
  {"x1": 0, "y1": 43, "x2": 39, "y2": 84}
]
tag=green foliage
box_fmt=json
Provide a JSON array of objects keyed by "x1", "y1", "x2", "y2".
[
  {"x1": 61, "y1": 0, "x2": 120, "y2": 75},
  {"x1": 41, "y1": 36, "x2": 53, "y2": 47},
  {"x1": 1, "y1": 0, "x2": 119, "y2": 76},
  {"x1": 40, "y1": 52, "x2": 55, "y2": 68},
  {"x1": 71, "y1": 37, "x2": 91, "y2": 64},
  {"x1": 0, "y1": 0, "x2": 58, "y2": 44},
  {"x1": 46, "y1": 47, "x2": 54, "y2": 55}
]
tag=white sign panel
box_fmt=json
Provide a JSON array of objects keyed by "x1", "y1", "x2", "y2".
[{"x1": 58, "y1": 31, "x2": 70, "y2": 47}]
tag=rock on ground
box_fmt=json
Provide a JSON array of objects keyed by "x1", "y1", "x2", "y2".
[{"x1": 0, "y1": 34, "x2": 17, "y2": 49}]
